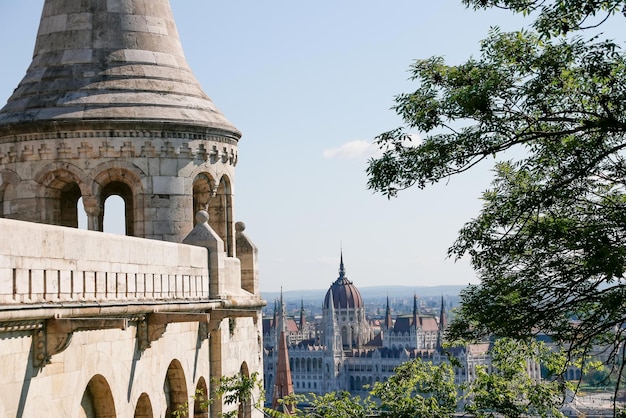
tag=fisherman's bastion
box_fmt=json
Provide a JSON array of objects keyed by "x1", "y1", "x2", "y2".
[{"x1": 0, "y1": 0, "x2": 264, "y2": 416}]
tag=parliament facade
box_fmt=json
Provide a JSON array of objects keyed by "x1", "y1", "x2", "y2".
[{"x1": 263, "y1": 256, "x2": 501, "y2": 401}]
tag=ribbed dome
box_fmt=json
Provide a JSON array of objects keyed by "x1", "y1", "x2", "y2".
[
  {"x1": 0, "y1": 0, "x2": 239, "y2": 138},
  {"x1": 323, "y1": 256, "x2": 364, "y2": 310}
]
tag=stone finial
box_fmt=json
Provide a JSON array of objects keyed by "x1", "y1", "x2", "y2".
[
  {"x1": 235, "y1": 221, "x2": 245, "y2": 232},
  {"x1": 196, "y1": 210, "x2": 210, "y2": 225}
]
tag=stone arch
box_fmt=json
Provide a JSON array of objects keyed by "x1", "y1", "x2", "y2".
[
  {"x1": 34, "y1": 163, "x2": 88, "y2": 227},
  {"x1": 193, "y1": 173, "x2": 234, "y2": 256},
  {"x1": 194, "y1": 377, "x2": 209, "y2": 418},
  {"x1": 134, "y1": 393, "x2": 153, "y2": 418},
  {"x1": 239, "y1": 362, "x2": 252, "y2": 418},
  {"x1": 164, "y1": 359, "x2": 189, "y2": 417},
  {"x1": 79, "y1": 374, "x2": 116, "y2": 418},
  {"x1": 91, "y1": 162, "x2": 145, "y2": 236},
  {"x1": 0, "y1": 169, "x2": 20, "y2": 218}
]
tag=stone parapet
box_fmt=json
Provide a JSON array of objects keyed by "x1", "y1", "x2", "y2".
[{"x1": 0, "y1": 217, "x2": 211, "y2": 306}]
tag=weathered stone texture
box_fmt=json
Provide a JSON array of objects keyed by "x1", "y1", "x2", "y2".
[{"x1": 0, "y1": 1, "x2": 264, "y2": 416}]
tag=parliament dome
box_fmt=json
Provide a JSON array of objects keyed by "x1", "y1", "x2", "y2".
[{"x1": 323, "y1": 255, "x2": 364, "y2": 310}]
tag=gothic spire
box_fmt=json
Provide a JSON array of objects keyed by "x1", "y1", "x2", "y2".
[
  {"x1": 338, "y1": 250, "x2": 346, "y2": 279},
  {"x1": 412, "y1": 294, "x2": 419, "y2": 328},
  {"x1": 299, "y1": 299, "x2": 306, "y2": 330},
  {"x1": 272, "y1": 304, "x2": 294, "y2": 413},
  {"x1": 384, "y1": 296, "x2": 393, "y2": 330}
]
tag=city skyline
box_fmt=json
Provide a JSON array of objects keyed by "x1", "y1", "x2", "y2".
[{"x1": 0, "y1": 1, "x2": 528, "y2": 292}]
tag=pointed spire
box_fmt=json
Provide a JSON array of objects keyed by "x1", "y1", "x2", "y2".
[
  {"x1": 0, "y1": 0, "x2": 239, "y2": 135},
  {"x1": 412, "y1": 294, "x2": 419, "y2": 328},
  {"x1": 436, "y1": 296, "x2": 447, "y2": 352},
  {"x1": 439, "y1": 296, "x2": 447, "y2": 330},
  {"x1": 299, "y1": 299, "x2": 306, "y2": 330},
  {"x1": 338, "y1": 249, "x2": 346, "y2": 280},
  {"x1": 384, "y1": 296, "x2": 393, "y2": 330},
  {"x1": 272, "y1": 325, "x2": 294, "y2": 413},
  {"x1": 279, "y1": 287, "x2": 286, "y2": 334}
]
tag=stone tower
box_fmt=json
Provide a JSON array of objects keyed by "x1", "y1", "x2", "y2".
[
  {"x1": 0, "y1": 2, "x2": 263, "y2": 417},
  {"x1": 0, "y1": 0, "x2": 240, "y2": 247}
]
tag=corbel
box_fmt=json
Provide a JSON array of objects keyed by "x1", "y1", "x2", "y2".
[
  {"x1": 138, "y1": 312, "x2": 210, "y2": 350},
  {"x1": 207, "y1": 309, "x2": 259, "y2": 340},
  {"x1": 33, "y1": 317, "x2": 128, "y2": 368},
  {"x1": 211, "y1": 309, "x2": 259, "y2": 325}
]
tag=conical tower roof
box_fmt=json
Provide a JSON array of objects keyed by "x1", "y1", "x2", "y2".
[{"x1": 0, "y1": 0, "x2": 239, "y2": 138}]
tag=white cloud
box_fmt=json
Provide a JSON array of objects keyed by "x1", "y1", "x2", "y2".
[
  {"x1": 323, "y1": 140, "x2": 379, "y2": 159},
  {"x1": 323, "y1": 135, "x2": 421, "y2": 160}
]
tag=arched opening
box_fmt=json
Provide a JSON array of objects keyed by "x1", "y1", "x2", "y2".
[
  {"x1": 164, "y1": 360, "x2": 188, "y2": 417},
  {"x1": 193, "y1": 173, "x2": 234, "y2": 256},
  {"x1": 35, "y1": 167, "x2": 86, "y2": 226},
  {"x1": 194, "y1": 377, "x2": 209, "y2": 418},
  {"x1": 134, "y1": 393, "x2": 153, "y2": 418},
  {"x1": 0, "y1": 183, "x2": 15, "y2": 218},
  {"x1": 79, "y1": 375, "x2": 116, "y2": 418},
  {"x1": 192, "y1": 173, "x2": 213, "y2": 218},
  {"x1": 239, "y1": 362, "x2": 252, "y2": 418},
  {"x1": 60, "y1": 182, "x2": 82, "y2": 227},
  {"x1": 103, "y1": 195, "x2": 125, "y2": 235},
  {"x1": 99, "y1": 182, "x2": 133, "y2": 235}
]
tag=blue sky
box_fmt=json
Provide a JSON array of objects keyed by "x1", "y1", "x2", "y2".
[{"x1": 0, "y1": 1, "x2": 529, "y2": 292}]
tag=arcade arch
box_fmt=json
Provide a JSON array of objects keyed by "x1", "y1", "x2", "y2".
[
  {"x1": 192, "y1": 173, "x2": 234, "y2": 256},
  {"x1": 194, "y1": 377, "x2": 209, "y2": 418},
  {"x1": 79, "y1": 374, "x2": 116, "y2": 418},
  {"x1": 134, "y1": 393, "x2": 153, "y2": 418},
  {"x1": 164, "y1": 359, "x2": 188, "y2": 417}
]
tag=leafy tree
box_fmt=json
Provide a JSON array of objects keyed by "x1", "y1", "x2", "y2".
[
  {"x1": 366, "y1": 0, "x2": 626, "y2": 391},
  {"x1": 209, "y1": 339, "x2": 568, "y2": 417},
  {"x1": 370, "y1": 357, "x2": 458, "y2": 418},
  {"x1": 465, "y1": 339, "x2": 568, "y2": 417},
  {"x1": 303, "y1": 391, "x2": 374, "y2": 418}
]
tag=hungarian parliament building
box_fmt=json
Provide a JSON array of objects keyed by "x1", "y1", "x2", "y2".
[{"x1": 262, "y1": 255, "x2": 517, "y2": 401}]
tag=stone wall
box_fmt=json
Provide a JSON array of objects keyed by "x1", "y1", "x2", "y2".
[{"x1": 0, "y1": 217, "x2": 264, "y2": 418}]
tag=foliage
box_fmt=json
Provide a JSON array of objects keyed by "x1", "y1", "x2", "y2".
[
  {"x1": 214, "y1": 371, "x2": 264, "y2": 418},
  {"x1": 465, "y1": 339, "x2": 568, "y2": 417},
  {"x1": 370, "y1": 357, "x2": 458, "y2": 418},
  {"x1": 366, "y1": 0, "x2": 626, "y2": 393},
  {"x1": 304, "y1": 391, "x2": 375, "y2": 418},
  {"x1": 206, "y1": 339, "x2": 571, "y2": 417},
  {"x1": 462, "y1": 0, "x2": 626, "y2": 38}
]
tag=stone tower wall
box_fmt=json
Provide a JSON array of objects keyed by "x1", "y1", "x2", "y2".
[{"x1": 0, "y1": 124, "x2": 238, "y2": 243}]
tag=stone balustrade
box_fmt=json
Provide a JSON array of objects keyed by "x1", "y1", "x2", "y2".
[{"x1": 0, "y1": 217, "x2": 211, "y2": 306}]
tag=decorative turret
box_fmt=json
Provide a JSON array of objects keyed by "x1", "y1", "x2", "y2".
[{"x1": 0, "y1": 0, "x2": 240, "y2": 245}]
